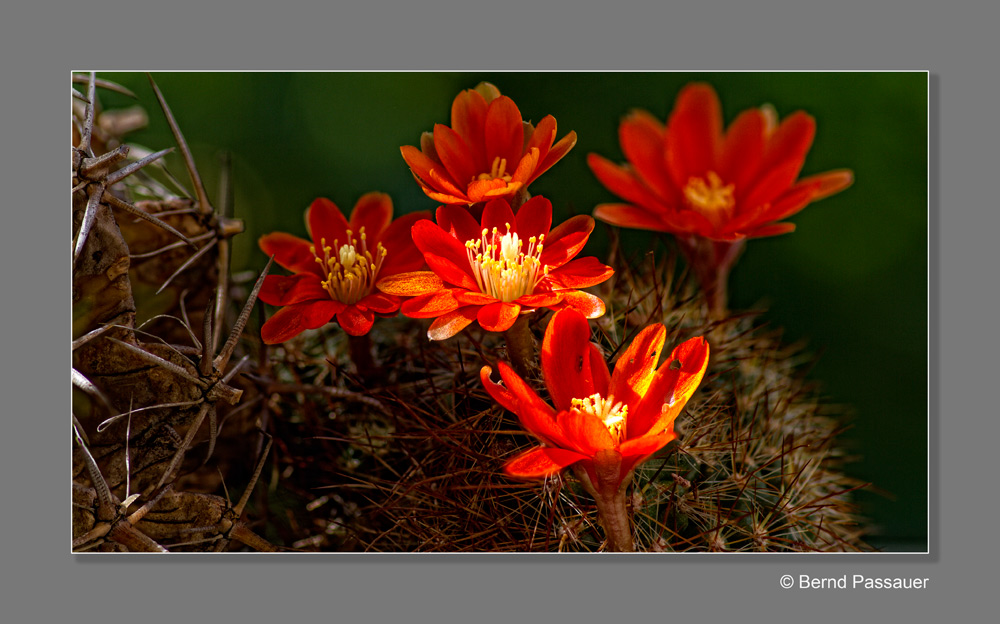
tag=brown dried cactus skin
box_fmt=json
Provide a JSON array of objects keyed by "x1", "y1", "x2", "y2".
[
  {"x1": 72, "y1": 185, "x2": 136, "y2": 341},
  {"x1": 71, "y1": 74, "x2": 274, "y2": 552},
  {"x1": 119, "y1": 198, "x2": 219, "y2": 340}
]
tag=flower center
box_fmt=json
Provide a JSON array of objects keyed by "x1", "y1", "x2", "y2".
[
  {"x1": 311, "y1": 228, "x2": 386, "y2": 305},
  {"x1": 475, "y1": 156, "x2": 513, "y2": 183},
  {"x1": 682, "y1": 171, "x2": 736, "y2": 224},
  {"x1": 465, "y1": 224, "x2": 547, "y2": 302},
  {"x1": 571, "y1": 393, "x2": 628, "y2": 443}
]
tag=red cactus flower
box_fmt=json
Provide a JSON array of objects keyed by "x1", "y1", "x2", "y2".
[
  {"x1": 377, "y1": 196, "x2": 613, "y2": 340},
  {"x1": 257, "y1": 193, "x2": 429, "y2": 343},
  {"x1": 401, "y1": 82, "x2": 577, "y2": 206},
  {"x1": 588, "y1": 82, "x2": 853, "y2": 241},
  {"x1": 480, "y1": 308, "x2": 709, "y2": 491}
]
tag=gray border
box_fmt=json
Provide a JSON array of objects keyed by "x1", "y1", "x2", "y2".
[{"x1": 11, "y1": 0, "x2": 988, "y2": 621}]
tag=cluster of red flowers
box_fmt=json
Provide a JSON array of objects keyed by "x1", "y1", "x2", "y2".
[{"x1": 256, "y1": 81, "x2": 849, "y2": 538}]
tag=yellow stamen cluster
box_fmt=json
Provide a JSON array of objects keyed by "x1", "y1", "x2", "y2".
[
  {"x1": 683, "y1": 171, "x2": 736, "y2": 222},
  {"x1": 475, "y1": 156, "x2": 513, "y2": 182},
  {"x1": 571, "y1": 393, "x2": 629, "y2": 442},
  {"x1": 311, "y1": 228, "x2": 387, "y2": 305},
  {"x1": 465, "y1": 224, "x2": 547, "y2": 302}
]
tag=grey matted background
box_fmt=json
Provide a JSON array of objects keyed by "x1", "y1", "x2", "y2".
[{"x1": 5, "y1": 1, "x2": 992, "y2": 622}]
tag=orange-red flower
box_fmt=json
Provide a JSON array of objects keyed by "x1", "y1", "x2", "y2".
[
  {"x1": 401, "y1": 82, "x2": 577, "y2": 206},
  {"x1": 588, "y1": 82, "x2": 853, "y2": 240},
  {"x1": 377, "y1": 196, "x2": 613, "y2": 340},
  {"x1": 257, "y1": 193, "x2": 429, "y2": 342},
  {"x1": 480, "y1": 308, "x2": 709, "y2": 490}
]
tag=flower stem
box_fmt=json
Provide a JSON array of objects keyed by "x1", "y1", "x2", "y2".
[
  {"x1": 675, "y1": 236, "x2": 745, "y2": 319},
  {"x1": 592, "y1": 487, "x2": 635, "y2": 552},
  {"x1": 504, "y1": 315, "x2": 536, "y2": 377},
  {"x1": 574, "y1": 456, "x2": 635, "y2": 552}
]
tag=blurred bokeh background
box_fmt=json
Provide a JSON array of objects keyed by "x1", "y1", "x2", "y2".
[{"x1": 93, "y1": 71, "x2": 927, "y2": 551}]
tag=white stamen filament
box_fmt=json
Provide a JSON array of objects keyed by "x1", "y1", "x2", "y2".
[{"x1": 465, "y1": 224, "x2": 547, "y2": 302}]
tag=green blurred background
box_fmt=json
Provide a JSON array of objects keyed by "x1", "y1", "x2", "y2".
[{"x1": 95, "y1": 72, "x2": 928, "y2": 551}]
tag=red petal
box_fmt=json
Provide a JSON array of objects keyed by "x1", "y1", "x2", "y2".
[
  {"x1": 401, "y1": 145, "x2": 468, "y2": 202},
  {"x1": 483, "y1": 181, "x2": 523, "y2": 200},
  {"x1": 743, "y1": 222, "x2": 796, "y2": 238},
  {"x1": 258, "y1": 232, "x2": 319, "y2": 275},
  {"x1": 556, "y1": 410, "x2": 614, "y2": 455},
  {"x1": 433, "y1": 123, "x2": 478, "y2": 188},
  {"x1": 719, "y1": 108, "x2": 766, "y2": 194},
  {"x1": 336, "y1": 306, "x2": 375, "y2": 336},
  {"x1": 760, "y1": 111, "x2": 815, "y2": 184},
  {"x1": 541, "y1": 308, "x2": 597, "y2": 411},
  {"x1": 539, "y1": 215, "x2": 594, "y2": 268},
  {"x1": 400, "y1": 290, "x2": 461, "y2": 318},
  {"x1": 481, "y1": 364, "x2": 520, "y2": 414},
  {"x1": 547, "y1": 257, "x2": 614, "y2": 289},
  {"x1": 504, "y1": 447, "x2": 588, "y2": 478},
  {"x1": 618, "y1": 430, "x2": 676, "y2": 475},
  {"x1": 427, "y1": 305, "x2": 479, "y2": 340},
  {"x1": 260, "y1": 300, "x2": 343, "y2": 344},
  {"x1": 524, "y1": 115, "x2": 557, "y2": 167},
  {"x1": 494, "y1": 363, "x2": 573, "y2": 450},
  {"x1": 411, "y1": 220, "x2": 475, "y2": 279},
  {"x1": 258, "y1": 273, "x2": 328, "y2": 306},
  {"x1": 587, "y1": 153, "x2": 671, "y2": 214},
  {"x1": 496, "y1": 360, "x2": 556, "y2": 421},
  {"x1": 455, "y1": 290, "x2": 498, "y2": 306},
  {"x1": 348, "y1": 192, "x2": 393, "y2": 240},
  {"x1": 378, "y1": 211, "x2": 431, "y2": 276},
  {"x1": 358, "y1": 291, "x2": 400, "y2": 314},
  {"x1": 436, "y1": 204, "x2": 484, "y2": 245},
  {"x1": 741, "y1": 160, "x2": 805, "y2": 211},
  {"x1": 376, "y1": 270, "x2": 443, "y2": 296},
  {"x1": 556, "y1": 290, "x2": 606, "y2": 319},
  {"x1": 627, "y1": 337, "x2": 709, "y2": 440},
  {"x1": 665, "y1": 83, "x2": 723, "y2": 188},
  {"x1": 515, "y1": 291, "x2": 564, "y2": 309},
  {"x1": 589, "y1": 343, "x2": 611, "y2": 398},
  {"x1": 514, "y1": 195, "x2": 553, "y2": 241},
  {"x1": 469, "y1": 178, "x2": 516, "y2": 203},
  {"x1": 798, "y1": 169, "x2": 854, "y2": 201},
  {"x1": 484, "y1": 96, "x2": 524, "y2": 174},
  {"x1": 619, "y1": 109, "x2": 673, "y2": 199},
  {"x1": 508, "y1": 148, "x2": 541, "y2": 185},
  {"x1": 424, "y1": 252, "x2": 479, "y2": 291},
  {"x1": 609, "y1": 323, "x2": 666, "y2": 410},
  {"x1": 451, "y1": 87, "x2": 489, "y2": 168},
  {"x1": 755, "y1": 182, "x2": 819, "y2": 224},
  {"x1": 532, "y1": 130, "x2": 577, "y2": 183},
  {"x1": 477, "y1": 301, "x2": 521, "y2": 332},
  {"x1": 592, "y1": 203, "x2": 669, "y2": 233},
  {"x1": 480, "y1": 198, "x2": 517, "y2": 236},
  {"x1": 306, "y1": 197, "x2": 350, "y2": 250}
]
